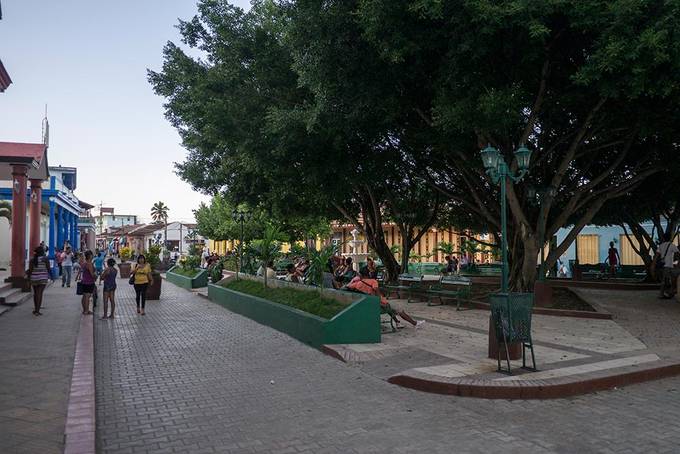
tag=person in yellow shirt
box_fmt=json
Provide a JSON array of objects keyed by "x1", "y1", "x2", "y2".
[{"x1": 132, "y1": 255, "x2": 153, "y2": 315}]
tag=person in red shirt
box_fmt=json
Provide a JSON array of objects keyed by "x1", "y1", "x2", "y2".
[{"x1": 347, "y1": 267, "x2": 424, "y2": 328}]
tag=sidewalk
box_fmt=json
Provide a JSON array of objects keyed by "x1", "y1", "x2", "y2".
[
  {"x1": 0, "y1": 284, "x2": 83, "y2": 454},
  {"x1": 95, "y1": 279, "x2": 680, "y2": 453},
  {"x1": 324, "y1": 289, "x2": 680, "y2": 398}
]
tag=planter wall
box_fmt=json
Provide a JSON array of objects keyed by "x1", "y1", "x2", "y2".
[
  {"x1": 147, "y1": 272, "x2": 162, "y2": 300},
  {"x1": 165, "y1": 267, "x2": 209, "y2": 289},
  {"x1": 118, "y1": 262, "x2": 132, "y2": 279},
  {"x1": 207, "y1": 282, "x2": 381, "y2": 349}
]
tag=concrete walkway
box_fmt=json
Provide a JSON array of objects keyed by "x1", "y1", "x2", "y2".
[
  {"x1": 95, "y1": 280, "x2": 680, "y2": 453},
  {"x1": 0, "y1": 283, "x2": 83, "y2": 454}
]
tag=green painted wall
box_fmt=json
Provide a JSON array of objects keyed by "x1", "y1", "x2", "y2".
[
  {"x1": 166, "y1": 267, "x2": 209, "y2": 289},
  {"x1": 207, "y1": 283, "x2": 381, "y2": 348}
]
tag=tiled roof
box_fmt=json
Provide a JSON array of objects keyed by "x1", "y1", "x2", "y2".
[{"x1": 0, "y1": 142, "x2": 45, "y2": 160}]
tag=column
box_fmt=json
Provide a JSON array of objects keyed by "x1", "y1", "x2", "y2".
[
  {"x1": 64, "y1": 211, "x2": 71, "y2": 249},
  {"x1": 29, "y1": 179, "x2": 43, "y2": 253},
  {"x1": 56, "y1": 206, "x2": 64, "y2": 250},
  {"x1": 72, "y1": 213, "x2": 78, "y2": 250},
  {"x1": 48, "y1": 199, "x2": 57, "y2": 277},
  {"x1": 10, "y1": 165, "x2": 28, "y2": 282}
]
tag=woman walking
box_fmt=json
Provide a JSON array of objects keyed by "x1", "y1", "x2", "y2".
[
  {"x1": 99, "y1": 258, "x2": 118, "y2": 319},
  {"x1": 80, "y1": 251, "x2": 96, "y2": 315},
  {"x1": 132, "y1": 255, "x2": 153, "y2": 315},
  {"x1": 26, "y1": 246, "x2": 50, "y2": 316}
]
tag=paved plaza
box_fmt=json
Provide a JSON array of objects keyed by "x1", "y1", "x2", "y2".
[
  {"x1": 93, "y1": 281, "x2": 680, "y2": 453},
  {"x1": 3, "y1": 281, "x2": 680, "y2": 453},
  {"x1": 325, "y1": 290, "x2": 678, "y2": 389},
  {"x1": 0, "y1": 284, "x2": 82, "y2": 454}
]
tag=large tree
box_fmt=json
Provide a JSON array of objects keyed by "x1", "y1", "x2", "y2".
[
  {"x1": 148, "y1": 0, "x2": 444, "y2": 281},
  {"x1": 283, "y1": 0, "x2": 680, "y2": 290}
]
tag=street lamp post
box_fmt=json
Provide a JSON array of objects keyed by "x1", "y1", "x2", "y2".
[
  {"x1": 479, "y1": 144, "x2": 532, "y2": 293},
  {"x1": 232, "y1": 208, "x2": 251, "y2": 280}
]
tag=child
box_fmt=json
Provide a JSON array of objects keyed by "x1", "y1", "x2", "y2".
[{"x1": 99, "y1": 258, "x2": 118, "y2": 319}]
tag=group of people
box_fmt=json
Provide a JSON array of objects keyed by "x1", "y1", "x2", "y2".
[{"x1": 25, "y1": 245, "x2": 154, "y2": 318}]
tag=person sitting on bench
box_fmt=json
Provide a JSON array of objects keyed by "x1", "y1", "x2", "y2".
[{"x1": 346, "y1": 267, "x2": 424, "y2": 329}]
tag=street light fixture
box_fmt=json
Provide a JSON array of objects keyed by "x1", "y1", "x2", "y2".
[
  {"x1": 479, "y1": 144, "x2": 533, "y2": 293},
  {"x1": 232, "y1": 208, "x2": 252, "y2": 279}
]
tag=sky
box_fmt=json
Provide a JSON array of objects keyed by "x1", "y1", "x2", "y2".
[{"x1": 0, "y1": 0, "x2": 251, "y2": 223}]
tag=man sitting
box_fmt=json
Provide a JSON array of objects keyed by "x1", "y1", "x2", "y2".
[
  {"x1": 285, "y1": 263, "x2": 302, "y2": 283},
  {"x1": 346, "y1": 267, "x2": 424, "y2": 329}
]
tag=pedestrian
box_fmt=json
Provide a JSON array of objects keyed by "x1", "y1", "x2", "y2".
[
  {"x1": 606, "y1": 241, "x2": 620, "y2": 277},
  {"x1": 93, "y1": 251, "x2": 105, "y2": 279},
  {"x1": 62, "y1": 246, "x2": 74, "y2": 287},
  {"x1": 80, "y1": 251, "x2": 96, "y2": 315},
  {"x1": 132, "y1": 254, "x2": 153, "y2": 315},
  {"x1": 55, "y1": 248, "x2": 64, "y2": 277},
  {"x1": 26, "y1": 246, "x2": 50, "y2": 316},
  {"x1": 656, "y1": 233, "x2": 679, "y2": 299},
  {"x1": 99, "y1": 258, "x2": 118, "y2": 319}
]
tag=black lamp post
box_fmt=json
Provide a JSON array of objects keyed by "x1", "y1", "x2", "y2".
[{"x1": 231, "y1": 208, "x2": 252, "y2": 279}]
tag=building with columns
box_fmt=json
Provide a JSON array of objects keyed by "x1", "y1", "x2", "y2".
[{"x1": 0, "y1": 154, "x2": 87, "y2": 282}]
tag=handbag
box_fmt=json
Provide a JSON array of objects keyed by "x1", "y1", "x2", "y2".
[
  {"x1": 76, "y1": 281, "x2": 84, "y2": 295},
  {"x1": 129, "y1": 269, "x2": 135, "y2": 285}
]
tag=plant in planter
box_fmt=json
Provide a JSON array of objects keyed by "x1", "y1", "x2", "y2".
[
  {"x1": 247, "y1": 224, "x2": 282, "y2": 288},
  {"x1": 306, "y1": 243, "x2": 338, "y2": 289},
  {"x1": 118, "y1": 247, "x2": 132, "y2": 278},
  {"x1": 145, "y1": 244, "x2": 163, "y2": 300}
]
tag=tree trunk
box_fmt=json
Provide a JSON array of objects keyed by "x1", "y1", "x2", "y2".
[
  {"x1": 400, "y1": 234, "x2": 412, "y2": 275},
  {"x1": 518, "y1": 237, "x2": 539, "y2": 292},
  {"x1": 369, "y1": 237, "x2": 400, "y2": 283}
]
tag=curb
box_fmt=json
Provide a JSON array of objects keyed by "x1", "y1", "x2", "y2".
[
  {"x1": 387, "y1": 361, "x2": 680, "y2": 399},
  {"x1": 63, "y1": 314, "x2": 95, "y2": 454}
]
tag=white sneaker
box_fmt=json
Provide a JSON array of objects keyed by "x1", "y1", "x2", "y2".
[{"x1": 415, "y1": 320, "x2": 426, "y2": 329}]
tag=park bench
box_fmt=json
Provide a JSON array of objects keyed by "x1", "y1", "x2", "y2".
[
  {"x1": 342, "y1": 287, "x2": 399, "y2": 333},
  {"x1": 490, "y1": 293, "x2": 537, "y2": 375},
  {"x1": 426, "y1": 276, "x2": 472, "y2": 310},
  {"x1": 383, "y1": 274, "x2": 426, "y2": 303}
]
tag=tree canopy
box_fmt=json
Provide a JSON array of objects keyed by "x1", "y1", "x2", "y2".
[{"x1": 150, "y1": 0, "x2": 680, "y2": 288}]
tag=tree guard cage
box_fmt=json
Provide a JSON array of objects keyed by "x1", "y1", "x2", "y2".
[{"x1": 490, "y1": 293, "x2": 537, "y2": 375}]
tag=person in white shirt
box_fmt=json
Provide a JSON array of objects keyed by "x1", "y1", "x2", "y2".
[
  {"x1": 201, "y1": 248, "x2": 210, "y2": 269},
  {"x1": 656, "y1": 233, "x2": 679, "y2": 298},
  {"x1": 256, "y1": 260, "x2": 277, "y2": 280}
]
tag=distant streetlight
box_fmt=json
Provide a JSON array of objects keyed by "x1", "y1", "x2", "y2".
[
  {"x1": 231, "y1": 208, "x2": 252, "y2": 279},
  {"x1": 479, "y1": 144, "x2": 533, "y2": 293}
]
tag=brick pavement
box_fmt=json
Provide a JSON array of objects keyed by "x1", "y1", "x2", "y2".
[
  {"x1": 96, "y1": 280, "x2": 680, "y2": 453},
  {"x1": 573, "y1": 288, "x2": 680, "y2": 357},
  {"x1": 0, "y1": 283, "x2": 83, "y2": 454}
]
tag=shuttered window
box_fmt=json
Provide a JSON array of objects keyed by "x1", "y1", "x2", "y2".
[
  {"x1": 619, "y1": 235, "x2": 646, "y2": 265},
  {"x1": 577, "y1": 234, "x2": 600, "y2": 264}
]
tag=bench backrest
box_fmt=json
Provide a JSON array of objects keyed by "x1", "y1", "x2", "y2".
[
  {"x1": 398, "y1": 274, "x2": 423, "y2": 283},
  {"x1": 441, "y1": 276, "x2": 472, "y2": 286}
]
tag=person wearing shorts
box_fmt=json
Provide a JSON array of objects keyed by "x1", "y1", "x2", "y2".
[
  {"x1": 99, "y1": 258, "x2": 118, "y2": 319},
  {"x1": 80, "y1": 251, "x2": 96, "y2": 315}
]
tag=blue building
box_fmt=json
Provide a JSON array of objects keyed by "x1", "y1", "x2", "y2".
[{"x1": 0, "y1": 165, "x2": 85, "y2": 276}]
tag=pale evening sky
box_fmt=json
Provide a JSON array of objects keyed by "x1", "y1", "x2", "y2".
[{"x1": 0, "y1": 0, "x2": 251, "y2": 223}]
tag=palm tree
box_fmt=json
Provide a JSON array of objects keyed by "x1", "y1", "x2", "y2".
[
  {"x1": 150, "y1": 202, "x2": 169, "y2": 249},
  {"x1": 248, "y1": 224, "x2": 282, "y2": 288},
  {"x1": 0, "y1": 201, "x2": 11, "y2": 225}
]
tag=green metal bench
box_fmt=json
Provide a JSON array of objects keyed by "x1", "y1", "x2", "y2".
[
  {"x1": 490, "y1": 293, "x2": 537, "y2": 375},
  {"x1": 383, "y1": 274, "x2": 425, "y2": 303},
  {"x1": 426, "y1": 276, "x2": 472, "y2": 310}
]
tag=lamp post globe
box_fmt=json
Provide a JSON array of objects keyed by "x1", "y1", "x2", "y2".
[
  {"x1": 514, "y1": 145, "x2": 532, "y2": 171},
  {"x1": 480, "y1": 144, "x2": 500, "y2": 172}
]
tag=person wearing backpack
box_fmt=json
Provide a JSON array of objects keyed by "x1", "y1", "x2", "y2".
[{"x1": 656, "y1": 233, "x2": 679, "y2": 299}]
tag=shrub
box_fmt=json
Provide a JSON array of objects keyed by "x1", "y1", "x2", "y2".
[{"x1": 119, "y1": 247, "x2": 131, "y2": 262}]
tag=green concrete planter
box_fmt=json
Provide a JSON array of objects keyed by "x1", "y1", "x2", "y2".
[
  {"x1": 165, "y1": 267, "x2": 209, "y2": 289},
  {"x1": 207, "y1": 282, "x2": 381, "y2": 349}
]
